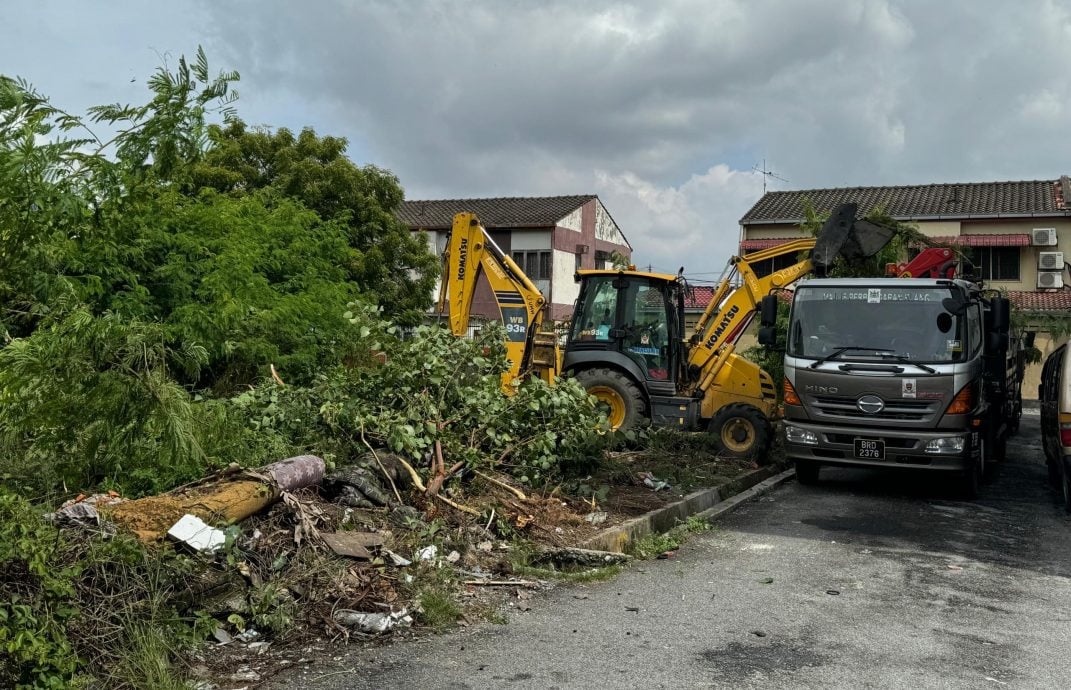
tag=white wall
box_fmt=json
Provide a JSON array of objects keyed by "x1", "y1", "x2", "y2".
[
  {"x1": 510, "y1": 230, "x2": 552, "y2": 251},
  {"x1": 595, "y1": 199, "x2": 628, "y2": 246},
  {"x1": 559, "y1": 208, "x2": 583, "y2": 233},
  {"x1": 552, "y1": 249, "x2": 580, "y2": 308}
]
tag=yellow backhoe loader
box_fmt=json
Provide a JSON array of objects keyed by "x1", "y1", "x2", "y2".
[{"x1": 438, "y1": 206, "x2": 893, "y2": 458}]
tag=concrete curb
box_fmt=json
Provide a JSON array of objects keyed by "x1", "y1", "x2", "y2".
[
  {"x1": 580, "y1": 463, "x2": 792, "y2": 553},
  {"x1": 696, "y1": 468, "x2": 796, "y2": 522}
]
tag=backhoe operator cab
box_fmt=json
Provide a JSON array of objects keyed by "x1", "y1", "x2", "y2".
[{"x1": 566, "y1": 271, "x2": 688, "y2": 433}]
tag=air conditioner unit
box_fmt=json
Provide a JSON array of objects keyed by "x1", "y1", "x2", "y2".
[
  {"x1": 1032, "y1": 227, "x2": 1057, "y2": 246},
  {"x1": 1039, "y1": 251, "x2": 1065, "y2": 270},
  {"x1": 575, "y1": 244, "x2": 589, "y2": 255},
  {"x1": 1037, "y1": 271, "x2": 1064, "y2": 289}
]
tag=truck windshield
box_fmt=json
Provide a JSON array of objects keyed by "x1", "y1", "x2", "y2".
[{"x1": 787, "y1": 285, "x2": 966, "y2": 363}]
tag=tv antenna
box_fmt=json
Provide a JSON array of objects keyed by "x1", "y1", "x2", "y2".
[{"x1": 752, "y1": 159, "x2": 788, "y2": 194}]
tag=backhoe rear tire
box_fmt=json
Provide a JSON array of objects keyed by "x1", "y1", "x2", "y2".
[
  {"x1": 575, "y1": 368, "x2": 645, "y2": 432},
  {"x1": 709, "y1": 404, "x2": 773, "y2": 462}
]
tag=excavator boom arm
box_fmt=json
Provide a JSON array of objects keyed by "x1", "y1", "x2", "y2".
[{"x1": 439, "y1": 212, "x2": 555, "y2": 381}]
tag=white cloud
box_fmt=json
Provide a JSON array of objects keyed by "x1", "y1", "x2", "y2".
[{"x1": 596, "y1": 164, "x2": 764, "y2": 275}]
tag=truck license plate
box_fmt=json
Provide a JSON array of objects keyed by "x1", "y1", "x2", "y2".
[{"x1": 854, "y1": 438, "x2": 885, "y2": 460}]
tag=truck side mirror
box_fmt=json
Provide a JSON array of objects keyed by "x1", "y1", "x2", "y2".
[
  {"x1": 758, "y1": 326, "x2": 778, "y2": 347},
  {"x1": 760, "y1": 295, "x2": 778, "y2": 327},
  {"x1": 990, "y1": 296, "x2": 1010, "y2": 335}
]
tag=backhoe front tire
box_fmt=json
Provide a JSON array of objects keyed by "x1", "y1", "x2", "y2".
[
  {"x1": 575, "y1": 368, "x2": 645, "y2": 432},
  {"x1": 709, "y1": 404, "x2": 773, "y2": 462}
]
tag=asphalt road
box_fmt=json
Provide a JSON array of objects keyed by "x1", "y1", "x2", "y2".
[{"x1": 276, "y1": 412, "x2": 1071, "y2": 689}]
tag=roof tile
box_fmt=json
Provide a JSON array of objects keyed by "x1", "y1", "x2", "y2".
[
  {"x1": 1009, "y1": 290, "x2": 1071, "y2": 312},
  {"x1": 397, "y1": 195, "x2": 597, "y2": 229},
  {"x1": 741, "y1": 180, "x2": 1067, "y2": 224}
]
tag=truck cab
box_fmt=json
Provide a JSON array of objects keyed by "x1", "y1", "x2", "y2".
[{"x1": 780, "y1": 277, "x2": 1014, "y2": 498}]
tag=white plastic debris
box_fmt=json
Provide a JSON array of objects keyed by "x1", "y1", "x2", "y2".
[
  {"x1": 417, "y1": 545, "x2": 438, "y2": 561},
  {"x1": 332, "y1": 608, "x2": 413, "y2": 633},
  {"x1": 446, "y1": 550, "x2": 461, "y2": 563},
  {"x1": 167, "y1": 514, "x2": 226, "y2": 553},
  {"x1": 384, "y1": 549, "x2": 412, "y2": 567},
  {"x1": 641, "y1": 472, "x2": 670, "y2": 491},
  {"x1": 584, "y1": 511, "x2": 608, "y2": 525}
]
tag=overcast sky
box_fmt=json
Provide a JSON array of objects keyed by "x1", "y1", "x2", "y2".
[{"x1": 5, "y1": 0, "x2": 1071, "y2": 277}]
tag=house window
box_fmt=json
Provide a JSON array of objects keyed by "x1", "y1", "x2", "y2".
[
  {"x1": 512, "y1": 251, "x2": 552, "y2": 280},
  {"x1": 968, "y1": 247, "x2": 1020, "y2": 281}
]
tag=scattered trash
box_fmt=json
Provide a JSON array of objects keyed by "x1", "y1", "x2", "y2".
[
  {"x1": 212, "y1": 627, "x2": 233, "y2": 645},
  {"x1": 246, "y1": 641, "x2": 271, "y2": 654},
  {"x1": 463, "y1": 579, "x2": 539, "y2": 588},
  {"x1": 531, "y1": 546, "x2": 631, "y2": 567},
  {"x1": 574, "y1": 594, "x2": 590, "y2": 600},
  {"x1": 476, "y1": 541, "x2": 494, "y2": 552},
  {"x1": 332, "y1": 608, "x2": 413, "y2": 633},
  {"x1": 657, "y1": 550, "x2": 676, "y2": 560},
  {"x1": 639, "y1": 472, "x2": 670, "y2": 491},
  {"x1": 417, "y1": 545, "x2": 438, "y2": 561},
  {"x1": 751, "y1": 630, "x2": 767, "y2": 638},
  {"x1": 323, "y1": 464, "x2": 395, "y2": 508},
  {"x1": 230, "y1": 666, "x2": 261, "y2": 682},
  {"x1": 759, "y1": 577, "x2": 774, "y2": 584},
  {"x1": 947, "y1": 564, "x2": 963, "y2": 571},
  {"x1": 826, "y1": 590, "x2": 840, "y2": 596},
  {"x1": 625, "y1": 606, "x2": 640, "y2": 612},
  {"x1": 45, "y1": 491, "x2": 125, "y2": 529},
  {"x1": 384, "y1": 549, "x2": 412, "y2": 567},
  {"x1": 234, "y1": 628, "x2": 260, "y2": 643},
  {"x1": 584, "y1": 511, "x2": 608, "y2": 525},
  {"x1": 167, "y1": 514, "x2": 227, "y2": 553},
  {"x1": 446, "y1": 550, "x2": 461, "y2": 563},
  {"x1": 321, "y1": 532, "x2": 382, "y2": 560}
]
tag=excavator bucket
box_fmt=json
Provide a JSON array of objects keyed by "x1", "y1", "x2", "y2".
[{"x1": 811, "y1": 203, "x2": 897, "y2": 273}]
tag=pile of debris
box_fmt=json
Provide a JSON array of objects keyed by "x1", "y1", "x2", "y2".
[{"x1": 45, "y1": 448, "x2": 634, "y2": 671}]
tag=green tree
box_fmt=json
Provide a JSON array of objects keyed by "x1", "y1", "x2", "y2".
[{"x1": 188, "y1": 121, "x2": 439, "y2": 325}]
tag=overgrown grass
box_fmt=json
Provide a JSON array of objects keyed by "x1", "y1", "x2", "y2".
[
  {"x1": 417, "y1": 589, "x2": 462, "y2": 631},
  {"x1": 0, "y1": 490, "x2": 213, "y2": 688},
  {"x1": 627, "y1": 515, "x2": 713, "y2": 559}
]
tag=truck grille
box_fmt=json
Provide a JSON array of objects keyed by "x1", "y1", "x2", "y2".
[{"x1": 811, "y1": 395, "x2": 936, "y2": 422}]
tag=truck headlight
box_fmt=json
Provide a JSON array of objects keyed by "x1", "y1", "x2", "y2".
[
  {"x1": 785, "y1": 425, "x2": 818, "y2": 445},
  {"x1": 924, "y1": 436, "x2": 965, "y2": 454}
]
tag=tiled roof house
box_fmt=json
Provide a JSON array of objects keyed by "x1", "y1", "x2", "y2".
[
  {"x1": 398, "y1": 195, "x2": 631, "y2": 322},
  {"x1": 738, "y1": 177, "x2": 1071, "y2": 313},
  {"x1": 737, "y1": 177, "x2": 1071, "y2": 398}
]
